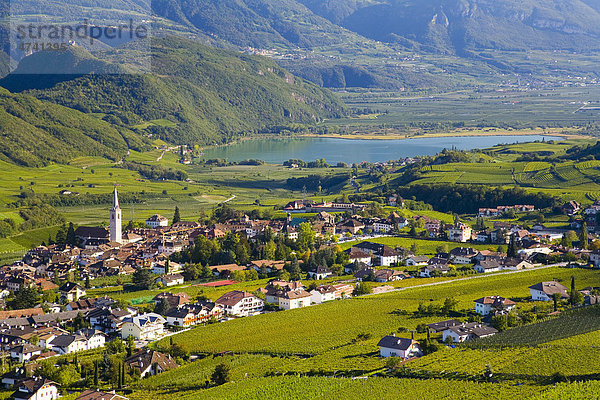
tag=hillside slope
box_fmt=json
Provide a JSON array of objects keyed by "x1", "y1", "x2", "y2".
[
  {"x1": 0, "y1": 37, "x2": 345, "y2": 157},
  {"x1": 0, "y1": 88, "x2": 145, "y2": 167}
]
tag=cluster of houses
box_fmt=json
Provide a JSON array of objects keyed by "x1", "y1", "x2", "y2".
[{"x1": 376, "y1": 279, "x2": 581, "y2": 361}]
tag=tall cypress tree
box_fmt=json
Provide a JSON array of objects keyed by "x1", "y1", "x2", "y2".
[
  {"x1": 580, "y1": 222, "x2": 589, "y2": 250},
  {"x1": 507, "y1": 235, "x2": 517, "y2": 258},
  {"x1": 173, "y1": 206, "x2": 181, "y2": 224}
]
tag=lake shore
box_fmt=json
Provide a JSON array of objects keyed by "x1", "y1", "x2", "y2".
[{"x1": 299, "y1": 128, "x2": 586, "y2": 141}]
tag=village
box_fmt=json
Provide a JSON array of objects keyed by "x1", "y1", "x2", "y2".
[{"x1": 0, "y1": 188, "x2": 599, "y2": 399}]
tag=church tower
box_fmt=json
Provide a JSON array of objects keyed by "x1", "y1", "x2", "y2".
[{"x1": 110, "y1": 186, "x2": 122, "y2": 244}]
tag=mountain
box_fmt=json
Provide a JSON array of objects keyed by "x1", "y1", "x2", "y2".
[
  {"x1": 301, "y1": 0, "x2": 600, "y2": 54},
  {"x1": 0, "y1": 37, "x2": 345, "y2": 160}
]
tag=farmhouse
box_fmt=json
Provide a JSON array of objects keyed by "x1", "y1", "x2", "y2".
[
  {"x1": 473, "y1": 296, "x2": 516, "y2": 316},
  {"x1": 442, "y1": 323, "x2": 498, "y2": 343},
  {"x1": 377, "y1": 335, "x2": 422, "y2": 359},
  {"x1": 426, "y1": 319, "x2": 463, "y2": 333},
  {"x1": 345, "y1": 248, "x2": 372, "y2": 265},
  {"x1": 9, "y1": 343, "x2": 42, "y2": 363},
  {"x1": 529, "y1": 281, "x2": 569, "y2": 301},
  {"x1": 307, "y1": 266, "x2": 333, "y2": 280}
]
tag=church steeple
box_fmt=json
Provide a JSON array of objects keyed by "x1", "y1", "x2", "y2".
[{"x1": 110, "y1": 186, "x2": 122, "y2": 244}]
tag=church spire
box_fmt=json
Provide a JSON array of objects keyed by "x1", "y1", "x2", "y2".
[
  {"x1": 110, "y1": 186, "x2": 122, "y2": 244},
  {"x1": 112, "y1": 186, "x2": 120, "y2": 210}
]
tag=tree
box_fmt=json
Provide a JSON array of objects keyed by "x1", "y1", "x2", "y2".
[
  {"x1": 353, "y1": 282, "x2": 372, "y2": 296},
  {"x1": 211, "y1": 363, "x2": 231, "y2": 386},
  {"x1": 507, "y1": 235, "x2": 517, "y2": 258},
  {"x1": 11, "y1": 286, "x2": 40, "y2": 309},
  {"x1": 154, "y1": 298, "x2": 171, "y2": 315},
  {"x1": 580, "y1": 222, "x2": 589, "y2": 249},
  {"x1": 441, "y1": 298, "x2": 458, "y2": 315},
  {"x1": 132, "y1": 268, "x2": 154, "y2": 290},
  {"x1": 298, "y1": 222, "x2": 316, "y2": 250},
  {"x1": 126, "y1": 336, "x2": 135, "y2": 357},
  {"x1": 552, "y1": 292, "x2": 562, "y2": 312},
  {"x1": 66, "y1": 222, "x2": 77, "y2": 246},
  {"x1": 570, "y1": 276, "x2": 576, "y2": 306},
  {"x1": 173, "y1": 206, "x2": 181, "y2": 224},
  {"x1": 84, "y1": 276, "x2": 91, "y2": 289}
]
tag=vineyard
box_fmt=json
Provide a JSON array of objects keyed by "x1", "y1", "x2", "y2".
[
  {"x1": 472, "y1": 305, "x2": 600, "y2": 347},
  {"x1": 127, "y1": 376, "x2": 540, "y2": 400},
  {"x1": 157, "y1": 267, "x2": 599, "y2": 355}
]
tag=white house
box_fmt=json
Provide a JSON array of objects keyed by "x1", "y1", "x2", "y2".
[
  {"x1": 12, "y1": 378, "x2": 58, "y2": 400},
  {"x1": 419, "y1": 264, "x2": 450, "y2": 278},
  {"x1": 406, "y1": 255, "x2": 429, "y2": 266},
  {"x1": 307, "y1": 266, "x2": 333, "y2": 280},
  {"x1": 310, "y1": 285, "x2": 337, "y2": 304},
  {"x1": 215, "y1": 291, "x2": 264, "y2": 317},
  {"x1": 448, "y1": 223, "x2": 472, "y2": 243},
  {"x1": 277, "y1": 289, "x2": 312, "y2": 310},
  {"x1": 377, "y1": 335, "x2": 422, "y2": 359},
  {"x1": 442, "y1": 323, "x2": 498, "y2": 343},
  {"x1": 372, "y1": 221, "x2": 393, "y2": 233},
  {"x1": 473, "y1": 296, "x2": 516, "y2": 316},
  {"x1": 152, "y1": 261, "x2": 183, "y2": 275},
  {"x1": 77, "y1": 328, "x2": 106, "y2": 350},
  {"x1": 121, "y1": 313, "x2": 166, "y2": 340},
  {"x1": 474, "y1": 259, "x2": 501, "y2": 273},
  {"x1": 146, "y1": 214, "x2": 169, "y2": 228},
  {"x1": 378, "y1": 247, "x2": 401, "y2": 266},
  {"x1": 9, "y1": 344, "x2": 42, "y2": 363},
  {"x1": 529, "y1": 281, "x2": 569, "y2": 301},
  {"x1": 590, "y1": 250, "x2": 600, "y2": 267},
  {"x1": 50, "y1": 334, "x2": 88, "y2": 355},
  {"x1": 155, "y1": 274, "x2": 185, "y2": 287},
  {"x1": 59, "y1": 282, "x2": 86, "y2": 303}
]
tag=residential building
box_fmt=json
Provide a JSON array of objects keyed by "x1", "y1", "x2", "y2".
[
  {"x1": 155, "y1": 274, "x2": 185, "y2": 287},
  {"x1": 124, "y1": 350, "x2": 178, "y2": 378},
  {"x1": 276, "y1": 288, "x2": 312, "y2": 310},
  {"x1": 448, "y1": 223, "x2": 472, "y2": 243},
  {"x1": 310, "y1": 285, "x2": 337, "y2": 304},
  {"x1": 12, "y1": 378, "x2": 58, "y2": 400},
  {"x1": 9, "y1": 344, "x2": 42, "y2": 363},
  {"x1": 59, "y1": 282, "x2": 86, "y2": 303},
  {"x1": 121, "y1": 313, "x2": 166, "y2": 340},
  {"x1": 215, "y1": 291, "x2": 264, "y2": 317},
  {"x1": 426, "y1": 320, "x2": 463, "y2": 333},
  {"x1": 406, "y1": 255, "x2": 429, "y2": 266},
  {"x1": 473, "y1": 296, "x2": 516, "y2": 316},
  {"x1": 442, "y1": 323, "x2": 498, "y2": 343},
  {"x1": 377, "y1": 335, "x2": 422, "y2": 359},
  {"x1": 146, "y1": 214, "x2": 169, "y2": 229},
  {"x1": 49, "y1": 334, "x2": 88, "y2": 355},
  {"x1": 419, "y1": 264, "x2": 450, "y2": 278},
  {"x1": 449, "y1": 247, "x2": 478, "y2": 264},
  {"x1": 307, "y1": 266, "x2": 333, "y2": 280},
  {"x1": 474, "y1": 259, "x2": 502, "y2": 273},
  {"x1": 529, "y1": 281, "x2": 569, "y2": 301}
]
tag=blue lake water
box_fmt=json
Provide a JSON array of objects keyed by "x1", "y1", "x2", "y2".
[{"x1": 201, "y1": 135, "x2": 560, "y2": 164}]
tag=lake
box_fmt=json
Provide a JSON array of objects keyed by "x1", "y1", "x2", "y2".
[{"x1": 201, "y1": 135, "x2": 560, "y2": 164}]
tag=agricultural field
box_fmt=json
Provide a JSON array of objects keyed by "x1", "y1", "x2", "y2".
[
  {"x1": 157, "y1": 267, "x2": 599, "y2": 356},
  {"x1": 127, "y1": 375, "x2": 540, "y2": 400}
]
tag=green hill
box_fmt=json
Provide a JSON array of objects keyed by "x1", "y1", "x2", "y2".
[
  {"x1": 0, "y1": 88, "x2": 146, "y2": 167},
  {"x1": 0, "y1": 37, "x2": 345, "y2": 159}
]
